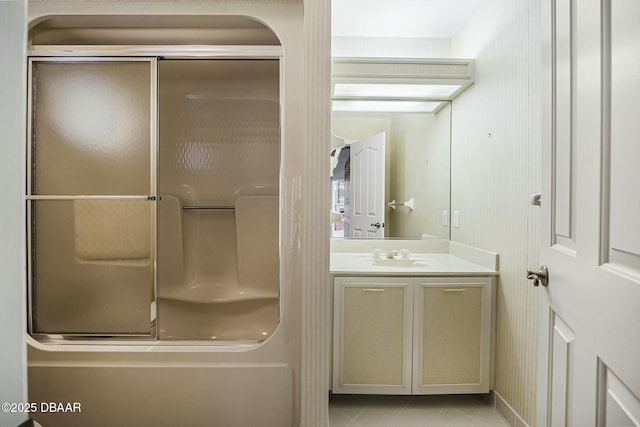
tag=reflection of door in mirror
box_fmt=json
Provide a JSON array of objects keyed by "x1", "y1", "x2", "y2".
[
  {"x1": 347, "y1": 132, "x2": 386, "y2": 238},
  {"x1": 330, "y1": 146, "x2": 348, "y2": 238},
  {"x1": 330, "y1": 132, "x2": 387, "y2": 238}
]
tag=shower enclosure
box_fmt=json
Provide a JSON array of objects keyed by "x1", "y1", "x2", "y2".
[{"x1": 27, "y1": 57, "x2": 281, "y2": 342}]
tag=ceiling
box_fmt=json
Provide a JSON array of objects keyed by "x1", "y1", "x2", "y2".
[{"x1": 332, "y1": 0, "x2": 485, "y2": 38}]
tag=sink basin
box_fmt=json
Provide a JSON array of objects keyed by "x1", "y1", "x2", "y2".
[{"x1": 370, "y1": 258, "x2": 431, "y2": 268}]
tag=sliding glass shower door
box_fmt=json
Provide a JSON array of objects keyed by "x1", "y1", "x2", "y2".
[
  {"x1": 157, "y1": 60, "x2": 281, "y2": 340},
  {"x1": 28, "y1": 59, "x2": 157, "y2": 336},
  {"x1": 27, "y1": 57, "x2": 281, "y2": 342}
]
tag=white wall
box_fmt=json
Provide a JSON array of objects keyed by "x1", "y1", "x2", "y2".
[
  {"x1": 450, "y1": 0, "x2": 540, "y2": 423},
  {"x1": 0, "y1": 1, "x2": 28, "y2": 426},
  {"x1": 332, "y1": 36, "x2": 451, "y2": 58}
]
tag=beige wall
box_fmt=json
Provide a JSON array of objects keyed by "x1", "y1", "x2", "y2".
[
  {"x1": 332, "y1": 108, "x2": 450, "y2": 239},
  {"x1": 331, "y1": 115, "x2": 392, "y2": 148},
  {"x1": 450, "y1": 0, "x2": 540, "y2": 423}
]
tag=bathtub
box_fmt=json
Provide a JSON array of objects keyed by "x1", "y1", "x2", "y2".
[
  {"x1": 28, "y1": 209, "x2": 297, "y2": 427},
  {"x1": 26, "y1": 167, "x2": 299, "y2": 427},
  {"x1": 27, "y1": 337, "x2": 297, "y2": 427},
  {"x1": 27, "y1": 187, "x2": 300, "y2": 426}
]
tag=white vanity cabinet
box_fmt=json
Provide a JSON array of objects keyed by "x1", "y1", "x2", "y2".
[
  {"x1": 412, "y1": 276, "x2": 493, "y2": 394},
  {"x1": 332, "y1": 276, "x2": 494, "y2": 395},
  {"x1": 332, "y1": 277, "x2": 414, "y2": 394}
]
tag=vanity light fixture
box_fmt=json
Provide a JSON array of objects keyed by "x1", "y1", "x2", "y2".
[
  {"x1": 332, "y1": 100, "x2": 444, "y2": 113},
  {"x1": 333, "y1": 83, "x2": 462, "y2": 99},
  {"x1": 332, "y1": 57, "x2": 475, "y2": 113}
]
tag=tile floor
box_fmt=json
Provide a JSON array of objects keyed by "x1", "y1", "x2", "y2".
[{"x1": 329, "y1": 394, "x2": 511, "y2": 427}]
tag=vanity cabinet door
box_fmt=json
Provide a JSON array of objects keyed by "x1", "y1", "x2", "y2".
[
  {"x1": 412, "y1": 277, "x2": 493, "y2": 394},
  {"x1": 333, "y1": 277, "x2": 413, "y2": 394}
]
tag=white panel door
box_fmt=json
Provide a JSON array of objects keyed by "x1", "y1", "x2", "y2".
[
  {"x1": 538, "y1": 1, "x2": 640, "y2": 426},
  {"x1": 348, "y1": 132, "x2": 386, "y2": 238}
]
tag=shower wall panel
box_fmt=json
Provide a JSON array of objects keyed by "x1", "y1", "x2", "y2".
[
  {"x1": 158, "y1": 60, "x2": 279, "y2": 284},
  {"x1": 159, "y1": 60, "x2": 279, "y2": 204}
]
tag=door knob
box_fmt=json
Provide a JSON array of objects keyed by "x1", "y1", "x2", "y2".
[
  {"x1": 527, "y1": 265, "x2": 549, "y2": 287},
  {"x1": 370, "y1": 222, "x2": 381, "y2": 229}
]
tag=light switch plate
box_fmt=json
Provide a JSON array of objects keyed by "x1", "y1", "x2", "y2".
[{"x1": 453, "y1": 210, "x2": 460, "y2": 228}]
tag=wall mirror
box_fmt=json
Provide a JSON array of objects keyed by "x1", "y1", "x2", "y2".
[
  {"x1": 330, "y1": 103, "x2": 451, "y2": 240},
  {"x1": 329, "y1": 57, "x2": 473, "y2": 240}
]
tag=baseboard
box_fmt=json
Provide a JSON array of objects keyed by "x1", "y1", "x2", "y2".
[{"x1": 489, "y1": 391, "x2": 531, "y2": 427}]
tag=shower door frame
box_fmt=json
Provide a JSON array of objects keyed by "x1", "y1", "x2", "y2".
[
  {"x1": 26, "y1": 56, "x2": 159, "y2": 341},
  {"x1": 26, "y1": 45, "x2": 284, "y2": 344}
]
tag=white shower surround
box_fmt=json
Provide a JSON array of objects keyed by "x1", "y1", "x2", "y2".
[{"x1": 24, "y1": 3, "x2": 329, "y2": 427}]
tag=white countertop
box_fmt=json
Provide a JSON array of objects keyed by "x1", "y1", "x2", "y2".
[{"x1": 330, "y1": 252, "x2": 498, "y2": 276}]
